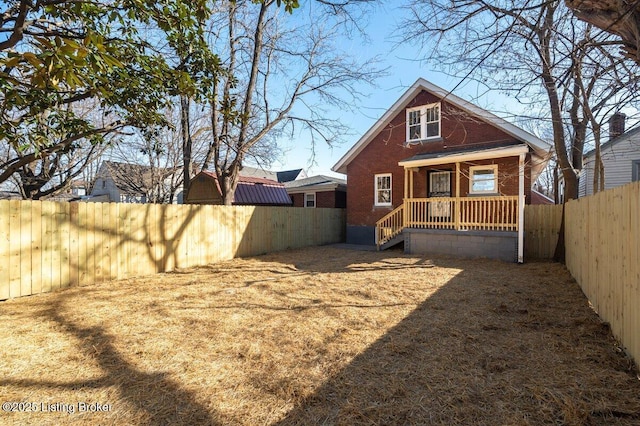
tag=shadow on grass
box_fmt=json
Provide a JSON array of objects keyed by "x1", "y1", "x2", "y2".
[
  {"x1": 265, "y1": 253, "x2": 640, "y2": 425},
  {"x1": 1, "y1": 293, "x2": 221, "y2": 425},
  {"x1": 3, "y1": 247, "x2": 639, "y2": 425}
]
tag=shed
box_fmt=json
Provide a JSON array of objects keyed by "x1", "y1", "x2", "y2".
[{"x1": 186, "y1": 171, "x2": 292, "y2": 206}]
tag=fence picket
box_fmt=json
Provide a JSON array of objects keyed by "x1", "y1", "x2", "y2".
[
  {"x1": 564, "y1": 181, "x2": 640, "y2": 368},
  {"x1": 9, "y1": 200, "x2": 21, "y2": 298},
  {"x1": 0, "y1": 201, "x2": 10, "y2": 299},
  {"x1": 0, "y1": 202, "x2": 345, "y2": 301}
]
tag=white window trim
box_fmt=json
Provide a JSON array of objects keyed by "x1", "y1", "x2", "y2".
[
  {"x1": 632, "y1": 160, "x2": 640, "y2": 182},
  {"x1": 469, "y1": 165, "x2": 499, "y2": 194},
  {"x1": 304, "y1": 192, "x2": 316, "y2": 208},
  {"x1": 374, "y1": 173, "x2": 392, "y2": 207},
  {"x1": 406, "y1": 102, "x2": 441, "y2": 142}
]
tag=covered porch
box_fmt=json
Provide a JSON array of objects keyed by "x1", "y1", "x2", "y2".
[{"x1": 376, "y1": 144, "x2": 528, "y2": 262}]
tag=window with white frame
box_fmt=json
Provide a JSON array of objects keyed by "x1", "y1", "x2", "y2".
[
  {"x1": 633, "y1": 160, "x2": 640, "y2": 182},
  {"x1": 375, "y1": 173, "x2": 392, "y2": 206},
  {"x1": 469, "y1": 165, "x2": 498, "y2": 194},
  {"x1": 304, "y1": 192, "x2": 316, "y2": 208},
  {"x1": 406, "y1": 103, "x2": 441, "y2": 142}
]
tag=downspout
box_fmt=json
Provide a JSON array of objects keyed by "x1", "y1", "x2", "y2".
[{"x1": 518, "y1": 153, "x2": 526, "y2": 263}]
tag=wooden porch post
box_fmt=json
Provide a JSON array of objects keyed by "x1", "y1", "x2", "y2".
[
  {"x1": 518, "y1": 153, "x2": 525, "y2": 263},
  {"x1": 404, "y1": 168, "x2": 409, "y2": 200},
  {"x1": 455, "y1": 162, "x2": 461, "y2": 230},
  {"x1": 409, "y1": 168, "x2": 415, "y2": 198},
  {"x1": 404, "y1": 168, "x2": 417, "y2": 227}
]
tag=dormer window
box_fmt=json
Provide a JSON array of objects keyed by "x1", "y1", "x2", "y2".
[{"x1": 406, "y1": 103, "x2": 441, "y2": 142}]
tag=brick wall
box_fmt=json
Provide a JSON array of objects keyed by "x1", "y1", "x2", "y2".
[
  {"x1": 290, "y1": 193, "x2": 304, "y2": 207},
  {"x1": 346, "y1": 89, "x2": 533, "y2": 229},
  {"x1": 290, "y1": 190, "x2": 346, "y2": 208}
]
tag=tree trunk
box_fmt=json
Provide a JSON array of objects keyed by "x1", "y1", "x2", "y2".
[{"x1": 180, "y1": 95, "x2": 192, "y2": 201}]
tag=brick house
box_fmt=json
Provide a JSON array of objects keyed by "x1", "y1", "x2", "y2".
[
  {"x1": 332, "y1": 78, "x2": 552, "y2": 262},
  {"x1": 285, "y1": 175, "x2": 347, "y2": 208}
]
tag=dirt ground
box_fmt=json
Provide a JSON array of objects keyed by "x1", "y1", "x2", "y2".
[{"x1": 1, "y1": 246, "x2": 639, "y2": 425}]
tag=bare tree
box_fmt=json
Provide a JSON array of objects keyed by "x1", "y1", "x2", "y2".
[
  {"x1": 403, "y1": 0, "x2": 639, "y2": 259},
  {"x1": 566, "y1": 0, "x2": 640, "y2": 63},
  {"x1": 106, "y1": 106, "x2": 188, "y2": 204},
  {"x1": 195, "y1": 0, "x2": 382, "y2": 205},
  {"x1": 405, "y1": 1, "x2": 639, "y2": 198}
]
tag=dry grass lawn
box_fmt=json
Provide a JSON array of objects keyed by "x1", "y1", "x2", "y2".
[{"x1": 1, "y1": 246, "x2": 639, "y2": 425}]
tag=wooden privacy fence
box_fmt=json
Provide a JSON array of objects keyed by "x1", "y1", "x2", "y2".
[
  {"x1": 524, "y1": 204, "x2": 563, "y2": 259},
  {"x1": 565, "y1": 181, "x2": 640, "y2": 368},
  {"x1": 0, "y1": 201, "x2": 346, "y2": 300}
]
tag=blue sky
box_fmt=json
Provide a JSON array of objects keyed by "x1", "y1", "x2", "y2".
[
  {"x1": 269, "y1": 3, "x2": 526, "y2": 178},
  {"x1": 267, "y1": 2, "x2": 639, "y2": 179}
]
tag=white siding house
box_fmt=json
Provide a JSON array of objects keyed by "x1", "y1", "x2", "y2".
[
  {"x1": 579, "y1": 114, "x2": 640, "y2": 197},
  {"x1": 90, "y1": 161, "x2": 181, "y2": 203}
]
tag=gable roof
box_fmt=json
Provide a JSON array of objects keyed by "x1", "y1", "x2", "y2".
[
  {"x1": 284, "y1": 175, "x2": 346, "y2": 193},
  {"x1": 239, "y1": 166, "x2": 307, "y2": 183},
  {"x1": 583, "y1": 124, "x2": 640, "y2": 158},
  {"x1": 277, "y1": 169, "x2": 306, "y2": 183},
  {"x1": 99, "y1": 161, "x2": 178, "y2": 195},
  {"x1": 239, "y1": 166, "x2": 278, "y2": 181},
  {"x1": 332, "y1": 78, "x2": 552, "y2": 174}
]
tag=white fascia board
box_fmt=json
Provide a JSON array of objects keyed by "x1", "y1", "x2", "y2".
[
  {"x1": 332, "y1": 79, "x2": 428, "y2": 174},
  {"x1": 285, "y1": 183, "x2": 340, "y2": 194},
  {"x1": 332, "y1": 78, "x2": 551, "y2": 174},
  {"x1": 398, "y1": 145, "x2": 530, "y2": 168},
  {"x1": 416, "y1": 79, "x2": 552, "y2": 154}
]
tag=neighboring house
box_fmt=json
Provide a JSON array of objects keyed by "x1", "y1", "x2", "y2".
[
  {"x1": 276, "y1": 169, "x2": 307, "y2": 183},
  {"x1": 91, "y1": 161, "x2": 181, "y2": 204},
  {"x1": 530, "y1": 188, "x2": 555, "y2": 205},
  {"x1": 285, "y1": 175, "x2": 347, "y2": 208},
  {"x1": 239, "y1": 166, "x2": 279, "y2": 182},
  {"x1": 239, "y1": 166, "x2": 306, "y2": 183},
  {"x1": 578, "y1": 113, "x2": 640, "y2": 197},
  {"x1": 0, "y1": 191, "x2": 21, "y2": 200},
  {"x1": 70, "y1": 180, "x2": 88, "y2": 197},
  {"x1": 185, "y1": 171, "x2": 292, "y2": 206},
  {"x1": 48, "y1": 180, "x2": 90, "y2": 202},
  {"x1": 332, "y1": 78, "x2": 552, "y2": 262}
]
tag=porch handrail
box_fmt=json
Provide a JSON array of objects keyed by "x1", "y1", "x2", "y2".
[
  {"x1": 405, "y1": 196, "x2": 519, "y2": 232},
  {"x1": 376, "y1": 195, "x2": 519, "y2": 248},
  {"x1": 459, "y1": 196, "x2": 519, "y2": 231},
  {"x1": 376, "y1": 204, "x2": 404, "y2": 248}
]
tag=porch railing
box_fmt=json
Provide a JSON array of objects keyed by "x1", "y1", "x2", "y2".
[
  {"x1": 376, "y1": 196, "x2": 519, "y2": 248},
  {"x1": 376, "y1": 204, "x2": 404, "y2": 247}
]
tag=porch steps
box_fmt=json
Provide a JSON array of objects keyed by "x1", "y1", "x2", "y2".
[{"x1": 378, "y1": 232, "x2": 405, "y2": 251}]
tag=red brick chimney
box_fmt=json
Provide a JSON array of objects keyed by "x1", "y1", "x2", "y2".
[{"x1": 608, "y1": 112, "x2": 626, "y2": 141}]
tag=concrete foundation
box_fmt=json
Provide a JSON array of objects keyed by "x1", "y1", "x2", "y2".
[
  {"x1": 404, "y1": 228, "x2": 518, "y2": 262},
  {"x1": 346, "y1": 225, "x2": 376, "y2": 246}
]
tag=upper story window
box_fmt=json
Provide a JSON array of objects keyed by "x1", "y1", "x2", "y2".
[
  {"x1": 469, "y1": 165, "x2": 498, "y2": 194},
  {"x1": 406, "y1": 103, "x2": 441, "y2": 142}
]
